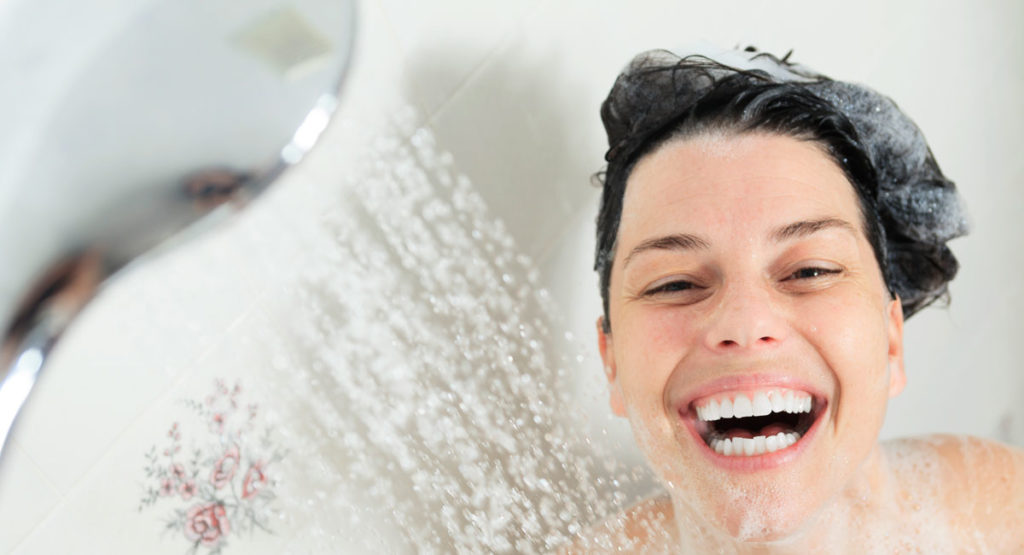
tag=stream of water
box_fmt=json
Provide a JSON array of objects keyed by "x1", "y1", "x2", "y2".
[{"x1": 246, "y1": 110, "x2": 652, "y2": 553}]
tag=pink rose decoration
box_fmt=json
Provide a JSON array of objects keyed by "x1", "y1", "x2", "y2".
[
  {"x1": 179, "y1": 480, "x2": 196, "y2": 501},
  {"x1": 170, "y1": 463, "x2": 186, "y2": 480},
  {"x1": 210, "y1": 445, "x2": 240, "y2": 489},
  {"x1": 184, "y1": 502, "x2": 229, "y2": 547},
  {"x1": 160, "y1": 478, "x2": 174, "y2": 496},
  {"x1": 241, "y1": 463, "x2": 266, "y2": 499},
  {"x1": 210, "y1": 413, "x2": 225, "y2": 434},
  {"x1": 142, "y1": 380, "x2": 283, "y2": 547}
]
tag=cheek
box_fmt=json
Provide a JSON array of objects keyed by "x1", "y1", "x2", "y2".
[
  {"x1": 617, "y1": 309, "x2": 700, "y2": 399},
  {"x1": 799, "y1": 290, "x2": 890, "y2": 391}
]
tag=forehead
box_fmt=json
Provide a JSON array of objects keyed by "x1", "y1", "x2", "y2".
[{"x1": 620, "y1": 133, "x2": 862, "y2": 240}]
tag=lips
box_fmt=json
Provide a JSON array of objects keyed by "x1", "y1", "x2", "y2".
[{"x1": 679, "y1": 381, "x2": 827, "y2": 463}]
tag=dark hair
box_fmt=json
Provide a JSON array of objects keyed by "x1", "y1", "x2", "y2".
[{"x1": 595, "y1": 49, "x2": 967, "y2": 332}]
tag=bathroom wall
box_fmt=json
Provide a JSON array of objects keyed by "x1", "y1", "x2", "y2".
[{"x1": 2, "y1": 0, "x2": 1022, "y2": 552}]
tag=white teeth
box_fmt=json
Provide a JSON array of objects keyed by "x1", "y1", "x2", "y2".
[
  {"x1": 732, "y1": 395, "x2": 754, "y2": 418},
  {"x1": 752, "y1": 392, "x2": 772, "y2": 416},
  {"x1": 784, "y1": 391, "x2": 796, "y2": 413},
  {"x1": 696, "y1": 389, "x2": 814, "y2": 422},
  {"x1": 711, "y1": 432, "x2": 801, "y2": 457},
  {"x1": 775, "y1": 433, "x2": 793, "y2": 450}
]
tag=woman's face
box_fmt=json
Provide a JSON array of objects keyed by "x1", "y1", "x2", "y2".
[{"x1": 598, "y1": 132, "x2": 905, "y2": 540}]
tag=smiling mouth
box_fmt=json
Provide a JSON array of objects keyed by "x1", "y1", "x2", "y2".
[{"x1": 691, "y1": 389, "x2": 824, "y2": 457}]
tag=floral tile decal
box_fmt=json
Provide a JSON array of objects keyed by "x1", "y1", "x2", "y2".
[{"x1": 140, "y1": 380, "x2": 285, "y2": 553}]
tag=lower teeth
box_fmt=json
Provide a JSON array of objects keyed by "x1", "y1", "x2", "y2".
[{"x1": 709, "y1": 432, "x2": 799, "y2": 456}]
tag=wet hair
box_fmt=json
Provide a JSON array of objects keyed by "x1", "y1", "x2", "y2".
[{"x1": 595, "y1": 49, "x2": 967, "y2": 332}]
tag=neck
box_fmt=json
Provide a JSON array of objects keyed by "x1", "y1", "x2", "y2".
[{"x1": 669, "y1": 444, "x2": 901, "y2": 553}]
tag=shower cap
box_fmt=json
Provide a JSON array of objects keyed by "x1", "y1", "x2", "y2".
[{"x1": 595, "y1": 47, "x2": 968, "y2": 322}]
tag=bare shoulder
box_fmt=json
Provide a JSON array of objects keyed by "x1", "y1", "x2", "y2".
[
  {"x1": 557, "y1": 495, "x2": 676, "y2": 554},
  {"x1": 884, "y1": 434, "x2": 1024, "y2": 552}
]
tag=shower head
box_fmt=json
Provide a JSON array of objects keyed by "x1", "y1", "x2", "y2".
[{"x1": 0, "y1": 0, "x2": 357, "y2": 460}]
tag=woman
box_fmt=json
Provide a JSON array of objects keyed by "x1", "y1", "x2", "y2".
[{"x1": 585, "y1": 49, "x2": 1024, "y2": 552}]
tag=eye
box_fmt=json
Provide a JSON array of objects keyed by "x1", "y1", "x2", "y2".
[
  {"x1": 785, "y1": 267, "x2": 842, "y2": 281},
  {"x1": 642, "y1": 277, "x2": 712, "y2": 300},
  {"x1": 645, "y1": 280, "x2": 696, "y2": 295}
]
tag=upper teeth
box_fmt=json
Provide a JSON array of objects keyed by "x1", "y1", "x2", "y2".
[{"x1": 696, "y1": 389, "x2": 812, "y2": 421}]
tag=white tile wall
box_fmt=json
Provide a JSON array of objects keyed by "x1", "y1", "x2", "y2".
[
  {"x1": 379, "y1": 0, "x2": 543, "y2": 119},
  {"x1": 3, "y1": 0, "x2": 1023, "y2": 552},
  {"x1": 0, "y1": 444, "x2": 60, "y2": 553}
]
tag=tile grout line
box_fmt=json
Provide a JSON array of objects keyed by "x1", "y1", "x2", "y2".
[
  {"x1": 4, "y1": 438, "x2": 65, "y2": 554},
  {"x1": 422, "y1": 0, "x2": 547, "y2": 127}
]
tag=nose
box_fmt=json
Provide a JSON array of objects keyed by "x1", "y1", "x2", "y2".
[{"x1": 703, "y1": 281, "x2": 788, "y2": 352}]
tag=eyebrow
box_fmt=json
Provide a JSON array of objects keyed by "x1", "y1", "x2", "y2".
[
  {"x1": 623, "y1": 233, "x2": 711, "y2": 267},
  {"x1": 769, "y1": 218, "x2": 857, "y2": 243},
  {"x1": 622, "y1": 218, "x2": 857, "y2": 267}
]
